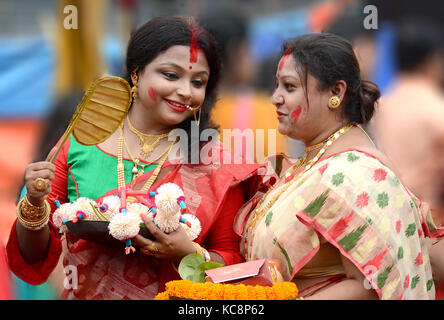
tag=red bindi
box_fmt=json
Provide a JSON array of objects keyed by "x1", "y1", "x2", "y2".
[
  {"x1": 148, "y1": 87, "x2": 156, "y2": 101},
  {"x1": 290, "y1": 106, "x2": 302, "y2": 123}
]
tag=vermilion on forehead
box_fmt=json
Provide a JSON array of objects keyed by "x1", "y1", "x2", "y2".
[{"x1": 277, "y1": 50, "x2": 291, "y2": 78}]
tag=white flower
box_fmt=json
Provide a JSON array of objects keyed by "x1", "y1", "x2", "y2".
[
  {"x1": 128, "y1": 202, "x2": 154, "y2": 222},
  {"x1": 100, "y1": 195, "x2": 121, "y2": 219},
  {"x1": 72, "y1": 197, "x2": 97, "y2": 221},
  {"x1": 108, "y1": 211, "x2": 141, "y2": 241},
  {"x1": 52, "y1": 202, "x2": 75, "y2": 233},
  {"x1": 181, "y1": 214, "x2": 201, "y2": 240},
  {"x1": 155, "y1": 183, "x2": 184, "y2": 217}
]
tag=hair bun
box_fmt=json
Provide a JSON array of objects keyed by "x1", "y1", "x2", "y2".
[{"x1": 358, "y1": 80, "x2": 380, "y2": 124}]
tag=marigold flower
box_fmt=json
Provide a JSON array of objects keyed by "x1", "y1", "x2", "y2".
[
  {"x1": 154, "y1": 291, "x2": 170, "y2": 300},
  {"x1": 272, "y1": 282, "x2": 298, "y2": 300},
  {"x1": 162, "y1": 280, "x2": 298, "y2": 300}
]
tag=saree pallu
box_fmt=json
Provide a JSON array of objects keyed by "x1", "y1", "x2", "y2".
[
  {"x1": 7, "y1": 135, "x2": 263, "y2": 299},
  {"x1": 235, "y1": 149, "x2": 444, "y2": 300}
]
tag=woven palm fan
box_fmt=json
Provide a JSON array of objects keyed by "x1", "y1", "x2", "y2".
[{"x1": 49, "y1": 76, "x2": 132, "y2": 163}]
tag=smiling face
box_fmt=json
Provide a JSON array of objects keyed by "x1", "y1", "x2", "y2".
[
  {"x1": 271, "y1": 54, "x2": 332, "y2": 143},
  {"x1": 132, "y1": 45, "x2": 210, "y2": 131}
]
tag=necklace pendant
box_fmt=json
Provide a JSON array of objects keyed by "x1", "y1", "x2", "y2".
[
  {"x1": 132, "y1": 166, "x2": 138, "y2": 174},
  {"x1": 142, "y1": 143, "x2": 155, "y2": 155}
]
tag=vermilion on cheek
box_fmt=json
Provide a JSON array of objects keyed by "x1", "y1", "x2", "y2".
[
  {"x1": 290, "y1": 105, "x2": 303, "y2": 123},
  {"x1": 148, "y1": 87, "x2": 156, "y2": 101}
]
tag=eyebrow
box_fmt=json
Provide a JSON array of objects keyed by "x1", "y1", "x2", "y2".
[{"x1": 159, "y1": 63, "x2": 209, "y2": 76}]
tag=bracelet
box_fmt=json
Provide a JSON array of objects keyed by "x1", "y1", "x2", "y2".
[
  {"x1": 21, "y1": 195, "x2": 48, "y2": 220},
  {"x1": 17, "y1": 197, "x2": 50, "y2": 231},
  {"x1": 192, "y1": 242, "x2": 210, "y2": 262}
]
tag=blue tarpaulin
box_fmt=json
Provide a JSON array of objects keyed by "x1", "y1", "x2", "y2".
[{"x1": 0, "y1": 37, "x2": 55, "y2": 118}]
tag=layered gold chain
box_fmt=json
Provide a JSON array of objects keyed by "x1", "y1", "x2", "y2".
[
  {"x1": 244, "y1": 123, "x2": 353, "y2": 260},
  {"x1": 126, "y1": 115, "x2": 170, "y2": 158},
  {"x1": 117, "y1": 122, "x2": 176, "y2": 202}
]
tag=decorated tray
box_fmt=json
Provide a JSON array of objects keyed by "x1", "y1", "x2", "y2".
[{"x1": 65, "y1": 220, "x2": 155, "y2": 248}]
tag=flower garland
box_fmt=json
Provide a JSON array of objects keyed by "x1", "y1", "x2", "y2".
[
  {"x1": 52, "y1": 183, "x2": 201, "y2": 254},
  {"x1": 154, "y1": 280, "x2": 298, "y2": 300}
]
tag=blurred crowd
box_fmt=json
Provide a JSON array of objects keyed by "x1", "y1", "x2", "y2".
[{"x1": 0, "y1": 0, "x2": 443, "y2": 299}]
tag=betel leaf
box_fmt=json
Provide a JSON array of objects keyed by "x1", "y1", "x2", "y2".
[
  {"x1": 178, "y1": 253, "x2": 205, "y2": 282},
  {"x1": 178, "y1": 253, "x2": 224, "y2": 283}
]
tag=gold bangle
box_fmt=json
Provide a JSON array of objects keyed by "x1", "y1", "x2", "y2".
[
  {"x1": 192, "y1": 241, "x2": 204, "y2": 257},
  {"x1": 192, "y1": 242, "x2": 210, "y2": 262},
  {"x1": 21, "y1": 196, "x2": 47, "y2": 220},
  {"x1": 17, "y1": 198, "x2": 50, "y2": 230}
]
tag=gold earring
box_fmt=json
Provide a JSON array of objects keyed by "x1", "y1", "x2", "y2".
[
  {"x1": 131, "y1": 71, "x2": 138, "y2": 101},
  {"x1": 328, "y1": 96, "x2": 341, "y2": 109}
]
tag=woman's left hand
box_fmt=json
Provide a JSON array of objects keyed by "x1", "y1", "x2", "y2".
[{"x1": 132, "y1": 217, "x2": 196, "y2": 260}]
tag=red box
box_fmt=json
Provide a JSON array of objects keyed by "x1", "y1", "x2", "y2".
[{"x1": 205, "y1": 259, "x2": 284, "y2": 286}]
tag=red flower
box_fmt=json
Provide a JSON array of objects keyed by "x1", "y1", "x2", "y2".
[
  {"x1": 356, "y1": 192, "x2": 369, "y2": 208},
  {"x1": 404, "y1": 275, "x2": 410, "y2": 288},
  {"x1": 396, "y1": 220, "x2": 402, "y2": 233},
  {"x1": 418, "y1": 229, "x2": 423, "y2": 238},
  {"x1": 414, "y1": 252, "x2": 423, "y2": 265},
  {"x1": 373, "y1": 168, "x2": 387, "y2": 182}
]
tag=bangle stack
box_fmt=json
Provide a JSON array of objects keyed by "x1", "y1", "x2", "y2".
[
  {"x1": 192, "y1": 242, "x2": 211, "y2": 262},
  {"x1": 16, "y1": 195, "x2": 50, "y2": 231}
]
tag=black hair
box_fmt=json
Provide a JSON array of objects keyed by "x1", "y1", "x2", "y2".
[
  {"x1": 282, "y1": 33, "x2": 380, "y2": 124},
  {"x1": 395, "y1": 18, "x2": 443, "y2": 72},
  {"x1": 124, "y1": 16, "x2": 221, "y2": 162}
]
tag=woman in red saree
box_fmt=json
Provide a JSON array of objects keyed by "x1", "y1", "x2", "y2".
[{"x1": 6, "y1": 17, "x2": 261, "y2": 300}]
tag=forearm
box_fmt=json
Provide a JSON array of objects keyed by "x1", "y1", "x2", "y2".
[
  {"x1": 16, "y1": 221, "x2": 51, "y2": 264},
  {"x1": 303, "y1": 278, "x2": 379, "y2": 300}
]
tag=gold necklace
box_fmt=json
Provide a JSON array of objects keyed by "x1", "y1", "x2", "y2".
[
  {"x1": 117, "y1": 125, "x2": 176, "y2": 203},
  {"x1": 244, "y1": 123, "x2": 353, "y2": 260},
  {"x1": 119, "y1": 124, "x2": 152, "y2": 184},
  {"x1": 126, "y1": 115, "x2": 170, "y2": 158},
  {"x1": 304, "y1": 141, "x2": 325, "y2": 153}
]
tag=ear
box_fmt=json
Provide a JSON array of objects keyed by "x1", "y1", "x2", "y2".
[{"x1": 330, "y1": 80, "x2": 347, "y2": 102}]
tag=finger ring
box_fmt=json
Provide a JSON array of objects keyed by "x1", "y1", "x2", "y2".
[
  {"x1": 140, "y1": 248, "x2": 152, "y2": 256},
  {"x1": 147, "y1": 242, "x2": 159, "y2": 253},
  {"x1": 33, "y1": 178, "x2": 48, "y2": 192}
]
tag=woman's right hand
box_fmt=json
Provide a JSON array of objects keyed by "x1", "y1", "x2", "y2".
[{"x1": 24, "y1": 147, "x2": 57, "y2": 206}]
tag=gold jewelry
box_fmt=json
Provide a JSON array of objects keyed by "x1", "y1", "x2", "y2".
[
  {"x1": 328, "y1": 96, "x2": 341, "y2": 109},
  {"x1": 131, "y1": 70, "x2": 139, "y2": 100},
  {"x1": 117, "y1": 122, "x2": 177, "y2": 203},
  {"x1": 304, "y1": 141, "x2": 325, "y2": 154},
  {"x1": 193, "y1": 107, "x2": 202, "y2": 126},
  {"x1": 119, "y1": 125, "x2": 151, "y2": 183},
  {"x1": 192, "y1": 242, "x2": 210, "y2": 261},
  {"x1": 21, "y1": 195, "x2": 49, "y2": 220},
  {"x1": 126, "y1": 116, "x2": 170, "y2": 158},
  {"x1": 17, "y1": 197, "x2": 50, "y2": 230},
  {"x1": 33, "y1": 178, "x2": 48, "y2": 192},
  {"x1": 244, "y1": 123, "x2": 354, "y2": 260},
  {"x1": 147, "y1": 242, "x2": 159, "y2": 254},
  {"x1": 140, "y1": 247, "x2": 152, "y2": 256},
  {"x1": 356, "y1": 124, "x2": 375, "y2": 147}
]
